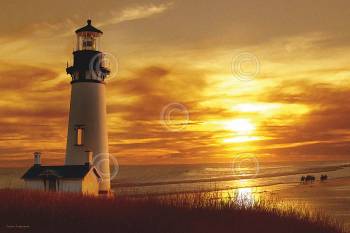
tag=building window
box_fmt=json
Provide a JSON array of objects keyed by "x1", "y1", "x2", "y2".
[
  {"x1": 75, "y1": 127, "x2": 85, "y2": 146},
  {"x1": 73, "y1": 72, "x2": 79, "y2": 81}
]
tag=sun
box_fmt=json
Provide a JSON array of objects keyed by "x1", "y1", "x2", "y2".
[
  {"x1": 222, "y1": 119, "x2": 259, "y2": 144},
  {"x1": 225, "y1": 119, "x2": 255, "y2": 135}
]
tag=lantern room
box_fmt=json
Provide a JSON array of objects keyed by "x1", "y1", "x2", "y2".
[
  {"x1": 75, "y1": 20, "x2": 103, "y2": 51},
  {"x1": 66, "y1": 19, "x2": 110, "y2": 83}
]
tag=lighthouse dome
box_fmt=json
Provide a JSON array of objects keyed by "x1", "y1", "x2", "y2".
[{"x1": 75, "y1": 19, "x2": 103, "y2": 34}]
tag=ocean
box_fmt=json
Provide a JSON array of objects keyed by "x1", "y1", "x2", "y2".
[
  {"x1": 111, "y1": 161, "x2": 350, "y2": 195},
  {"x1": 1, "y1": 160, "x2": 350, "y2": 227}
]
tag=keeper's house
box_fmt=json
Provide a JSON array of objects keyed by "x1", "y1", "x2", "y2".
[{"x1": 21, "y1": 152, "x2": 101, "y2": 195}]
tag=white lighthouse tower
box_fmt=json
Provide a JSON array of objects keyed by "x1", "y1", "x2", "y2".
[{"x1": 65, "y1": 20, "x2": 111, "y2": 194}]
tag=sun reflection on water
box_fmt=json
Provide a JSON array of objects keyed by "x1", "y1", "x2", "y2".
[
  {"x1": 236, "y1": 187, "x2": 254, "y2": 206},
  {"x1": 231, "y1": 179, "x2": 259, "y2": 207},
  {"x1": 220, "y1": 179, "x2": 260, "y2": 207},
  {"x1": 235, "y1": 179, "x2": 257, "y2": 206}
]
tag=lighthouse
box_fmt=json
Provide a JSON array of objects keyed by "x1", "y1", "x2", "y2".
[
  {"x1": 21, "y1": 20, "x2": 109, "y2": 195},
  {"x1": 65, "y1": 20, "x2": 111, "y2": 194}
]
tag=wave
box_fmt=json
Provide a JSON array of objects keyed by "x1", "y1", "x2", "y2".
[
  {"x1": 114, "y1": 180, "x2": 300, "y2": 197},
  {"x1": 112, "y1": 163, "x2": 350, "y2": 188}
]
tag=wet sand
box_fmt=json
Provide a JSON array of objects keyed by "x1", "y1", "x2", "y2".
[{"x1": 275, "y1": 177, "x2": 350, "y2": 229}]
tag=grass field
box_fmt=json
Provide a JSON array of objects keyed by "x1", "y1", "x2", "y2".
[{"x1": 0, "y1": 189, "x2": 345, "y2": 233}]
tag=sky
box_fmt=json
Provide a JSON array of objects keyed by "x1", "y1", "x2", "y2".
[{"x1": 1, "y1": 0, "x2": 350, "y2": 167}]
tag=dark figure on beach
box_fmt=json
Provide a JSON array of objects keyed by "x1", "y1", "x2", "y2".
[
  {"x1": 307, "y1": 175, "x2": 315, "y2": 183},
  {"x1": 301, "y1": 175, "x2": 315, "y2": 184},
  {"x1": 320, "y1": 174, "x2": 328, "y2": 182}
]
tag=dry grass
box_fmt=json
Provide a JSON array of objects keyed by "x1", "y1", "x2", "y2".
[{"x1": 0, "y1": 189, "x2": 345, "y2": 233}]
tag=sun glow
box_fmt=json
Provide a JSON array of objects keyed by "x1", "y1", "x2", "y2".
[
  {"x1": 223, "y1": 136, "x2": 260, "y2": 143},
  {"x1": 221, "y1": 119, "x2": 258, "y2": 144},
  {"x1": 224, "y1": 119, "x2": 255, "y2": 136},
  {"x1": 225, "y1": 119, "x2": 255, "y2": 135},
  {"x1": 234, "y1": 103, "x2": 281, "y2": 113}
]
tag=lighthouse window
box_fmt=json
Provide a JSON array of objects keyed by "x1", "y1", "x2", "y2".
[
  {"x1": 76, "y1": 127, "x2": 84, "y2": 146},
  {"x1": 83, "y1": 40, "x2": 93, "y2": 48},
  {"x1": 81, "y1": 35, "x2": 96, "y2": 50}
]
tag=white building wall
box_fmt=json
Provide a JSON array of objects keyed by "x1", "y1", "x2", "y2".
[
  {"x1": 24, "y1": 180, "x2": 45, "y2": 190},
  {"x1": 24, "y1": 179, "x2": 82, "y2": 193},
  {"x1": 23, "y1": 172, "x2": 100, "y2": 194},
  {"x1": 59, "y1": 179, "x2": 82, "y2": 193},
  {"x1": 82, "y1": 169, "x2": 100, "y2": 195},
  {"x1": 65, "y1": 82, "x2": 110, "y2": 193}
]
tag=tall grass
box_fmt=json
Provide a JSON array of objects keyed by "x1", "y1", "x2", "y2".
[{"x1": 0, "y1": 189, "x2": 345, "y2": 233}]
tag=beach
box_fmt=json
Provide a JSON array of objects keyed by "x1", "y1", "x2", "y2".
[{"x1": 276, "y1": 177, "x2": 350, "y2": 229}]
